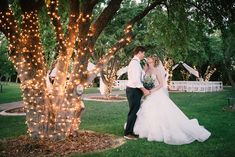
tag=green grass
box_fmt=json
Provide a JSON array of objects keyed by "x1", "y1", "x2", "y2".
[
  {"x1": 0, "y1": 83, "x2": 118, "y2": 104},
  {"x1": 0, "y1": 83, "x2": 22, "y2": 104},
  {"x1": 84, "y1": 88, "x2": 100, "y2": 94},
  {"x1": 0, "y1": 86, "x2": 235, "y2": 157},
  {"x1": 84, "y1": 87, "x2": 119, "y2": 94},
  {"x1": 76, "y1": 88, "x2": 235, "y2": 157}
]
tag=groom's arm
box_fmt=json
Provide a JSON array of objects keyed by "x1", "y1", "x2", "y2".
[{"x1": 140, "y1": 87, "x2": 151, "y2": 96}]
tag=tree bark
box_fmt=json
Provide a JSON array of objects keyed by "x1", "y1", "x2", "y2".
[{"x1": 227, "y1": 70, "x2": 235, "y2": 89}]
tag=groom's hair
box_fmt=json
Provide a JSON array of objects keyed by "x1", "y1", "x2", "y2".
[{"x1": 133, "y1": 46, "x2": 146, "y2": 55}]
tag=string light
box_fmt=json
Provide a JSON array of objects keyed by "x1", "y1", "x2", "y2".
[
  {"x1": 164, "y1": 58, "x2": 173, "y2": 86},
  {"x1": 204, "y1": 66, "x2": 216, "y2": 81}
]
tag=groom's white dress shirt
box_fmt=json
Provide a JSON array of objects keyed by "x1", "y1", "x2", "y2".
[{"x1": 126, "y1": 56, "x2": 144, "y2": 88}]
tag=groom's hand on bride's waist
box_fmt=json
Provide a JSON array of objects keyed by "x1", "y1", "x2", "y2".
[
  {"x1": 146, "y1": 90, "x2": 151, "y2": 96},
  {"x1": 142, "y1": 88, "x2": 151, "y2": 96}
]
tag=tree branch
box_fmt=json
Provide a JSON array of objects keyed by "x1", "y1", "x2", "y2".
[
  {"x1": 91, "y1": 0, "x2": 124, "y2": 43},
  {"x1": 64, "y1": 0, "x2": 80, "y2": 57},
  {"x1": 46, "y1": 0, "x2": 74, "y2": 94},
  {"x1": 77, "y1": 0, "x2": 96, "y2": 39},
  {"x1": 87, "y1": 32, "x2": 133, "y2": 84},
  {"x1": 187, "y1": 1, "x2": 216, "y2": 25},
  {"x1": 127, "y1": 0, "x2": 163, "y2": 26},
  {"x1": 46, "y1": 0, "x2": 65, "y2": 50},
  {"x1": 0, "y1": 0, "x2": 21, "y2": 59},
  {"x1": 66, "y1": 0, "x2": 100, "y2": 89},
  {"x1": 90, "y1": 0, "x2": 100, "y2": 7},
  {"x1": 66, "y1": 0, "x2": 80, "y2": 38}
]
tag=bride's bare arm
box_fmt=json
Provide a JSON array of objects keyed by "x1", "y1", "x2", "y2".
[{"x1": 150, "y1": 69, "x2": 163, "y2": 93}]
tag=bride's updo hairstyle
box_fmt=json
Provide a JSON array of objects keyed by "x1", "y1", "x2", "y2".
[{"x1": 149, "y1": 55, "x2": 160, "y2": 67}]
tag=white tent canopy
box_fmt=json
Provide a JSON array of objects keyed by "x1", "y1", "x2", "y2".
[
  {"x1": 172, "y1": 61, "x2": 199, "y2": 78},
  {"x1": 47, "y1": 61, "x2": 100, "y2": 93},
  {"x1": 117, "y1": 66, "x2": 128, "y2": 79},
  {"x1": 87, "y1": 61, "x2": 95, "y2": 71}
]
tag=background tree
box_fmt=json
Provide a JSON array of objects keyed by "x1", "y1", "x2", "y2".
[
  {"x1": 189, "y1": 0, "x2": 235, "y2": 88},
  {"x1": 0, "y1": 33, "x2": 16, "y2": 83},
  {"x1": 135, "y1": 0, "x2": 230, "y2": 83}
]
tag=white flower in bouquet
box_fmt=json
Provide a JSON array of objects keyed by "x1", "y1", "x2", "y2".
[{"x1": 143, "y1": 75, "x2": 155, "y2": 90}]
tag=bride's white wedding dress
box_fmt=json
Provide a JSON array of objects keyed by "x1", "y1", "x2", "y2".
[{"x1": 134, "y1": 74, "x2": 211, "y2": 145}]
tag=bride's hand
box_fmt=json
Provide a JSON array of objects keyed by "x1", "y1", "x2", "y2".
[
  {"x1": 143, "y1": 89, "x2": 150, "y2": 96},
  {"x1": 147, "y1": 90, "x2": 151, "y2": 95}
]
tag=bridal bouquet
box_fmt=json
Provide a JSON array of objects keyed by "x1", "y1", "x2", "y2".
[{"x1": 143, "y1": 75, "x2": 155, "y2": 90}]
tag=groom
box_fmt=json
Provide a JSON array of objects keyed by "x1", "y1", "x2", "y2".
[{"x1": 124, "y1": 46, "x2": 150, "y2": 140}]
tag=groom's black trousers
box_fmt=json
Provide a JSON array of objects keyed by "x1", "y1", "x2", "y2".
[{"x1": 125, "y1": 87, "x2": 143, "y2": 136}]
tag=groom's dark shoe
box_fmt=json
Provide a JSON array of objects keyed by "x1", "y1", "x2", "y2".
[{"x1": 124, "y1": 134, "x2": 137, "y2": 140}]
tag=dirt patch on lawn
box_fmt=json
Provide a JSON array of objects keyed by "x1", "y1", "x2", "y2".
[
  {"x1": 5, "y1": 107, "x2": 25, "y2": 113},
  {"x1": 84, "y1": 96, "x2": 127, "y2": 102},
  {"x1": 0, "y1": 131, "x2": 125, "y2": 157},
  {"x1": 223, "y1": 105, "x2": 235, "y2": 112}
]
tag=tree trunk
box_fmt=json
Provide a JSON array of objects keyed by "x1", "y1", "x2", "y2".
[
  {"x1": 16, "y1": 76, "x2": 19, "y2": 83},
  {"x1": 23, "y1": 84, "x2": 85, "y2": 140},
  {"x1": 227, "y1": 71, "x2": 235, "y2": 89},
  {"x1": 104, "y1": 80, "x2": 115, "y2": 99},
  {"x1": 0, "y1": 76, "x2": 2, "y2": 83},
  {"x1": 232, "y1": 104, "x2": 235, "y2": 110},
  {"x1": 0, "y1": 0, "x2": 163, "y2": 140},
  {"x1": 4, "y1": 76, "x2": 9, "y2": 85},
  {"x1": 104, "y1": 84, "x2": 111, "y2": 98},
  {"x1": 8, "y1": 76, "x2": 11, "y2": 83}
]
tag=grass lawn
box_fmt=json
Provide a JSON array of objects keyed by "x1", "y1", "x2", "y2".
[
  {"x1": 0, "y1": 83, "x2": 114, "y2": 104},
  {"x1": 0, "y1": 85, "x2": 235, "y2": 157},
  {"x1": 0, "y1": 83, "x2": 22, "y2": 104}
]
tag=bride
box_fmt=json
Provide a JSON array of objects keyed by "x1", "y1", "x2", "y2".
[{"x1": 134, "y1": 55, "x2": 211, "y2": 145}]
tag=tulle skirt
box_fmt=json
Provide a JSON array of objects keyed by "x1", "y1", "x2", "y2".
[{"x1": 134, "y1": 88, "x2": 211, "y2": 145}]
